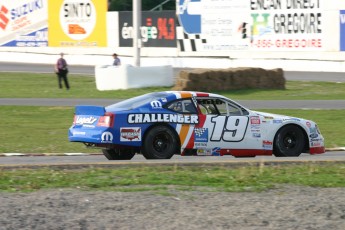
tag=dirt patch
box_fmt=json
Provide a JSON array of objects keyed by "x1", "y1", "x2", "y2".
[{"x1": 0, "y1": 186, "x2": 344, "y2": 230}]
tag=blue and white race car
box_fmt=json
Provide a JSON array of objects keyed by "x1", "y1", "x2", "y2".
[{"x1": 68, "y1": 91, "x2": 325, "y2": 160}]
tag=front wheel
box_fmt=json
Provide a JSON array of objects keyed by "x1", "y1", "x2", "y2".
[
  {"x1": 102, "y1": 149, "x2": 135, "y2": 160},
  {"x1": 142, "y1": 126, "x2": 179, "y2": 159},
  {"x1": 273, "y1": 125, "x2": 305, "y2": 157}
]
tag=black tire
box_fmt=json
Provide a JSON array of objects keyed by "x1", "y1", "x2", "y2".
[
  {"x1": 102, "y1": 148, "x2": 135, "y2": 160},
  {"x1": 273, "y1": 125, "x2": 305, "y2": 157},
  {"x1": 142, "y1": 126, "x2": 179, "y2": 159}
]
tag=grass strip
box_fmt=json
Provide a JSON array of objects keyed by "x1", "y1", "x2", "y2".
[
  {"x1": 1, "y1": 72, "x2": 345, "y2": 100},
  {"x1": 1, "y1": 163, "x2": 345, "y2": 193}
]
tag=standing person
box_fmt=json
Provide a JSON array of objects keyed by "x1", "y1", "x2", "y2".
[
  {"x1": 112, "y1": 53, "x2": 121, "y2": 66},
  {"x1": 55, "y1": 52, "x2": 70, "y2": 90}
]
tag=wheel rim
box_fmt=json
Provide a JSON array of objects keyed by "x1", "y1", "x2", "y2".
[
  {"x1": 152, "y1": 132, "x2": 170, "y2": 153},
  {"x1": 282, "y1": 131, "x2": 297, "y2": 149}
]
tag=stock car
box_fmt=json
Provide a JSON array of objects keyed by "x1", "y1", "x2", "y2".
[{"x1": 68, "y1": 91, "x2": 325, "y2": 160}]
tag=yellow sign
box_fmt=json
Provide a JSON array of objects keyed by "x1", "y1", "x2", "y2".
[{"x1": 48, "y1": 0, "x2": 107, "y2": 47}]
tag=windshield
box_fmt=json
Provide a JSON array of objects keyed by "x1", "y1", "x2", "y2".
[{"x1": 106, "y1": 92, "x2": 169, "y2": 110}]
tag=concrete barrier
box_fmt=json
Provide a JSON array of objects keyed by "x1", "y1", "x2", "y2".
[{"x1": 95, "y1": 65, "x2": 174, "y2": 90}]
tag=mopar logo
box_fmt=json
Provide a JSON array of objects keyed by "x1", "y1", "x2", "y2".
[
  {"x1": 177, "y1": 0, "x2": 201, "y2": 34},
  {"x1": 150, "y1": 100, "x2": 162, "y2": 109},
  {"x1": 101, "y1": 132, "x2": 113, "y2": 143}
]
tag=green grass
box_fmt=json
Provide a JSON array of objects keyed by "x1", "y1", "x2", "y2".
[
  {"x1": 0, "y1": 106, "x2": 343, "y2": 154},
  {"x1": 1, "y1": 72, "x2": 345, "y2": 100},
  {"x1": 1, "y1": 163, "x2": 345, "y2": 192}
]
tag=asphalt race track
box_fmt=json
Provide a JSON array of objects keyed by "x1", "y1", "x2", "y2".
[
  {"x1": 1, "y1": 152, "x2": 345, "y2": 168},
  {"x1": 0, "y1": 62, "x2": 344, "y2": 166}
]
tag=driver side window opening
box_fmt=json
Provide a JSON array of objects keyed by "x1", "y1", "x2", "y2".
[
  {"x1": 166, "y1": 99, "x2": 197, "y2": 114},
  {"x1": 196, "y1": 98, "x2": 248, "y2": 116}
]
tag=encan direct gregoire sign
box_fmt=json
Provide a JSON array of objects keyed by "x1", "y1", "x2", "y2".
[{"x1": 48, "y1": 0, "x2": 107, "y2": 47}]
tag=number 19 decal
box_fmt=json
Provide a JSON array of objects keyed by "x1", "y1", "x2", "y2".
[{"x1": 210, "y1": 116, "x2": 248, "y2": 142}]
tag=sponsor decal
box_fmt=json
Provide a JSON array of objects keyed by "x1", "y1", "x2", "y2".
[
  {"x1": 262, "y1": 140, "x2": 273, "y2": 150},
  {"x1": 75, "y1": 116, "x2": 97, "y2": 125},
  {"x1": 310, "y1": 140, "x2": 322, "y2": 147},
  {"x1": 310, "y1": 134, "x2": 319, "y2": 139},
  {"x1": 310, "y1": 137, "x2": 323, "y2": 142},
  {"x1": 120, "y1": 127, "x2": 141, "y2": 142},
  {"x1": 252, "y1": 133, "x2": 261, "y2": 138},
  {"x1": 194, "y1": 142, "x2": 207, "y2": 148},
  {"x1": 194, "y1": 128, "x2": 208, "y2": 142},
  {"x1": 128, "y1": 113, "x2": 199, "y2": 124},
  {"x1": 306, "y1": 121, "x2": 311, "y2": 128},
  {"x1": 101, "y1": 131, "x2": 113, "y2": 143},
  {"x1": 250, "y1": 116, "x2": 261, "y2": 125},
  {"x1": 197, "y1": 149, "x2": 212, "y2": 156},
  {"x1": 150, "y1": 100, "x2": 162, "y2": 109},
  {"x1": 273, "y1": 119, "x2": 283, "y2": 124},
  {"x1": 285, "y1": 118, "x2": 301, "y2": 122},
  {"x1": 73, "y1": 131, "x2": 86, "y2": 135},
  {"x1": 262, "y1": 116, "x2": 274, "y2": 123},
  {"x1": 212, "y1": 147, "x2": 221, "y2": 156}
]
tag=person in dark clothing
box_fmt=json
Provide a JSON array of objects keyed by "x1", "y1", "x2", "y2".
[
  {"x1": 112, "y1": 53, "x2": 121, "y2": 66},
  {"x1": 55, "y1": 53, "x2": 70, "y2": 90}
]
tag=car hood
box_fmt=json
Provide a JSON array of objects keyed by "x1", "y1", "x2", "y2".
[{"x1": 252, "y1": 110, "x2": 301, "y2": 121}]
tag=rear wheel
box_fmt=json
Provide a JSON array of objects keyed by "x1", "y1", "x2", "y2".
[
  {"x1": 102, "y1": 149, "x2": 135, "y2": 160},
  {"x1": 142, "y1": 126, "x2": 179, "y2": 159},
  {"x1": 273, "y1": 125, "x2": 305, "y2": 157}
]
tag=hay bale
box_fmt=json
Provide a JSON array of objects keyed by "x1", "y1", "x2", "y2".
[{"x1": 172, "y1": 67, "x2": 285, "y2": 91}]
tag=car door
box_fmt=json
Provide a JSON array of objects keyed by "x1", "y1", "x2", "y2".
[{"x1": 195, "y1": 97, "x2": 250, "y2": 150}]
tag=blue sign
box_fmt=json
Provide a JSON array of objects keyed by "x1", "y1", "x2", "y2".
[
  {"x1": 340, "y1": 10, "x2": 345, "y2": 51},
  {"x1": 1, "y1": 28, "x2": 48, "y2": 47},
  {"x1": 194, "y1": 128, "x2": 208, "y2": 142},
  {"x1": 177, "y1": 0, "x2": 201, "y2": 34}
]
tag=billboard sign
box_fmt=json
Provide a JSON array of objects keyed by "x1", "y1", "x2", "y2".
[
  {"x1": 250, "y1": 0, "x2": 323, "y2": 51},
  {"x1": 176, "y1": 0, "x2": 250, "y2": 52},
  {"x1": 119, "y1": 11, "x2": 176, "y2": 47},
  {"x1": 48, "y1": 0, "x2": 107, "y2": 47},
  {"x1": 0, "y1": 0, "x2": 48, "y2": 47}
]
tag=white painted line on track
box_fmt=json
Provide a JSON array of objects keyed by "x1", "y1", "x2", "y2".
[
  {"x1": 3, "y1": 153, "x2": 26, "y2": 156},
  {"x1": 64, "y1": 153, "x2": 89, "y2": 156}
]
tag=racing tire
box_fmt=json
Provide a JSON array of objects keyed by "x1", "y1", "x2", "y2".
[
  {"x1": 142, "y1": 126, "x2": 179, "y2": 159},
  {"x1": 102, "y1": 149, "x2": 135, "y2": 160},
  {"x1": 273, "y1": 125, "x2": 305, "y2": 157}
]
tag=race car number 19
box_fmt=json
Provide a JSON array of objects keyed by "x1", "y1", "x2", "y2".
[{"x1": 210, "y1": 116, "x2": 249, "y2": 142}]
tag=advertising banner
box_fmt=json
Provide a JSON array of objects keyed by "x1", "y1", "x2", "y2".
[
  {"x1": 0, "y1": 0, "x2": 48, "y2": 47},
  {"x1": 119, "y1": 11, "x2": 176, "y2": 47},
  {"x1": 250, "y1": 0, "x2": 323, "y2": 51},
  {"x1": 176, "y1": 0, "x2": 250, "y2": 52},
  {"x1": 340, "y1": 10, "x2": 345, "y2": 51},
  {"x1": 48, "y1": 0, "x2": 107, "y2": 47}
]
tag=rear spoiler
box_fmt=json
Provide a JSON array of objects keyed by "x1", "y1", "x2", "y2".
[{"x1": 75, "y1": 106, "x2": 105, "y2": 116}]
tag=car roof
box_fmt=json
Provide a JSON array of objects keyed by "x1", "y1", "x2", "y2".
[{"x1": 164, "y1": 91, "x2": 227, "y2": 99}]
